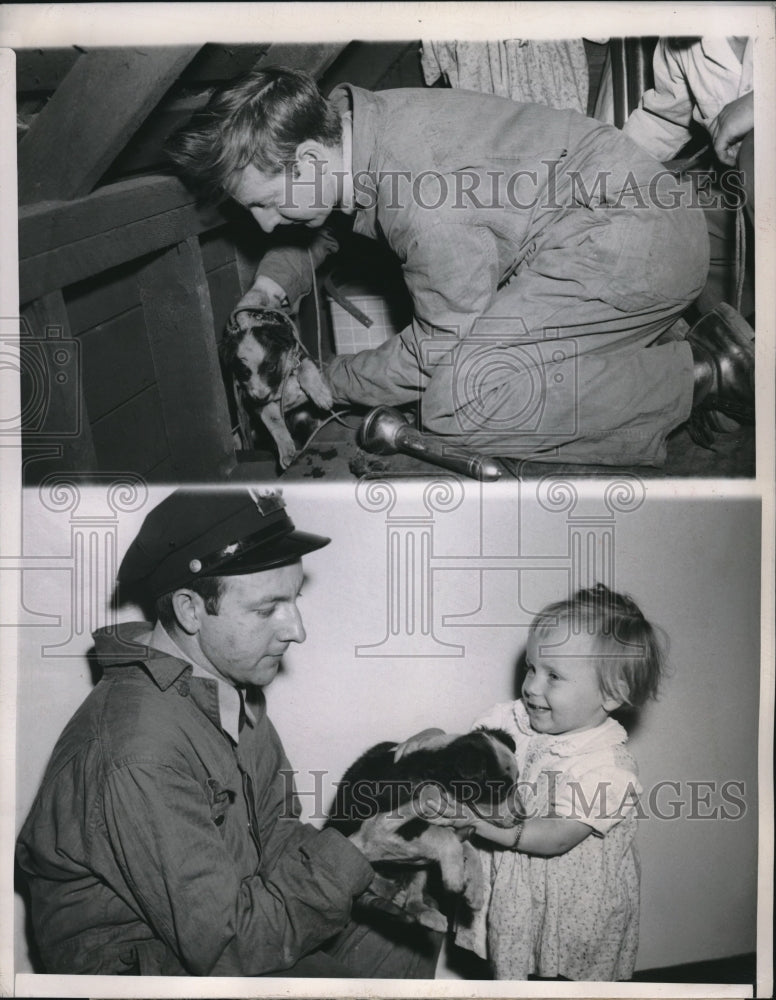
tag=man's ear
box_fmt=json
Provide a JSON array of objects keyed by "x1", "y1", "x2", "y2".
[
  {"x1": 294, "y1": 139, "x2": 327, "y2": 163},
  {"x1": 171, "y1": 589, "x2": 201, "y2": 635},
  {"x1": 602, "y1": 695, "x2": 624, "y2": 713}
]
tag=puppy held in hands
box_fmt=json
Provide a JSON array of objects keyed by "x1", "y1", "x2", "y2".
[
  {"x1": 221, "y1": 308, "x2": 333, "y2": 469},
  {"x1": 328, "y1": 729, "x2": 519, "y2": 931}
]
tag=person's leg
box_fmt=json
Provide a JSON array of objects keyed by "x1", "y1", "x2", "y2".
[{"x1": 419, "y1": 201, "x2": 709, "y2": 466}]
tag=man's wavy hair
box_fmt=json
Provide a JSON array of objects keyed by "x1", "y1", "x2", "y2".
[
  {"x1": 166, "y1": 67, "x2": 343, "y2": 202},
  {"x1": 528, "y1": 583, "x2": 667, "y2": 710}
]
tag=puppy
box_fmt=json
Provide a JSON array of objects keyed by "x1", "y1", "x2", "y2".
[
  {"x1": 328, "y1": 729, "x2": 519, "y2": 930},
  {"x1": 221, "y1": 309, "x2": 333, "y2": 469}
]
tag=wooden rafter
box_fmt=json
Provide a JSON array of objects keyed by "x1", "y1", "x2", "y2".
[{"x1": 18, "y1": 46, "x2": 201, "y2": 204}]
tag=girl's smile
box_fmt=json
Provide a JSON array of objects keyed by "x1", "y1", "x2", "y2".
[{"x1": 523, "y1": 627, "x2": 622, "y2": 736}]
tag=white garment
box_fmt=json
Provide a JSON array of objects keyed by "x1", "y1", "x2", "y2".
[
  {"x1": 421, "y1": 40, "x2": 589, "y2": 113},
  {"x1": 623, "y1": 37, "x2": 753, "y2": 160},
  {"x1": 456, "y1": 700, "x2": 642, "y2": 981}
]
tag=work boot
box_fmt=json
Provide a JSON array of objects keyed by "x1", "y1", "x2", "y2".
[{"x1": 686, "y1": 302, "x2": 754, "y2": 447}]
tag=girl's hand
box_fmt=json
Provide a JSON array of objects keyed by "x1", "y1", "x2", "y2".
[
  {"x1": 417, "y1": 786, "x2": 523, "y2": 846},
  {"x1": 392, "y1": 728, "x2": 457, "y2": 762}
]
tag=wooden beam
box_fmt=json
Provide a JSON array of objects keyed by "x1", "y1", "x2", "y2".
[
  {"x1": 320, "y1": 41, "x2": 416, "y2": 94},
  {"x1": 20, "y1": 291, "x2": 97, "y2": 475},
  {"x1": 18, "y1": 46, "x2": 200, "y2": 203},
  {"x1": 136, "y1": 237, "x2": 235, "y2": 479},
  {"x1": 15, "y1": 47, "x2": 84, "y2": 92},
  {"x1": 19, "y1": 174, "x2": 196, "y2": 259},
  {"x1": 19, "y1": 176, "x2": 232, "y2": 304},
  {"x1": 180, "y1": 43, "x2": 271, "y2": 83},
  {"x1": 254, "y1": 42, "x2": 348, "y2": 77}
]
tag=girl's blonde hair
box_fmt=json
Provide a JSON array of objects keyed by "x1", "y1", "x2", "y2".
[{"x1": 529, "y1": 583, "x2": 666, "y2": 709}]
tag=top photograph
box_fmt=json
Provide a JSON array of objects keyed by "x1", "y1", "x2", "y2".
[{"x1": 14, "y1": 35, "x2": 759, "y2": 484}]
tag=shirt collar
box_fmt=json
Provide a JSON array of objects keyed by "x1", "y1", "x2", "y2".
[
  {"x1": 147, "y1": 620, "x2": 255, "y2": 744},
  {"x1": 340, "y1": 112, "x2": 355, "y2": 214},
  {"x1": 330, "y1": 84, "x2": 379, "y2": 238}
]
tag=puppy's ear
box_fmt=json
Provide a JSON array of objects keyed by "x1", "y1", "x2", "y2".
[{"x1": 297, "y1": 359, "x2": 334, "y2": 410}]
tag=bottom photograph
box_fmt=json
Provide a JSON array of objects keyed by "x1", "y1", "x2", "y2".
[{"x1": 10, "y1": 477, "x2": 762, "y2": 996}]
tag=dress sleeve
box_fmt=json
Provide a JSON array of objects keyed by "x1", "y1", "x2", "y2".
[
  {"x1": 470, "y1": 701, "x2": 517, "y2": 733},
  {"x1": 98, "y1": 761, "x2": 373, "y2": 976},
  {"x1": 622, "y1": 39, "x2": 696, "y2": 160},
  {"x1": 551, "y1": 753, "x2": 643, "y2": 836}
]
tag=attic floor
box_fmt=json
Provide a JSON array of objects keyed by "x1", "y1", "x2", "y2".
[{"x1": 229, "y1": 412, "x2": 755, "y2": 483}]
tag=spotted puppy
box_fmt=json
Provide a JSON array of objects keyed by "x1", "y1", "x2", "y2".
[
  {"x1": 221, "y1": 309, "x2": 334, "y2": 469},
  {"x1": 328, "y1": 729, "x2": 519, "y2": 930}
]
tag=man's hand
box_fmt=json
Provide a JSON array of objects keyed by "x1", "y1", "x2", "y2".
[
  {"x1": 235, "y1": 275, "x2": 289, "y2": 316},
  {"x1": 416, "y1": 785, "x2": 523, "y2": 847},
  {"x1": 348, "y1": 805, "x2": 437, "y2": 865},
  {"x1": 708, "y1": 91, "x2": 754, "y2": 166}
]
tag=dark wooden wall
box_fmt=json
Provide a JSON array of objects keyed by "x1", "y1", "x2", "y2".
[{"x1": 18, "y1": 42, "x2": 416, "y2": 484}]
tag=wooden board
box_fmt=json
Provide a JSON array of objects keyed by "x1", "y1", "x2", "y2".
[
  {"x1": 255, "y1": 42, "x2": 348, "y2": 77},
  {"x1": 200, "y1": 229, "x2": 238, "y2": 273},
  {"x1": 18, "y1": 46, "x2": 200, "y2": 203},
  {"x1": 90, "y1": 384, "x2": 170, "y2": 474},
  {"x1": 20, "y1": 197, "x2": 229, "y2": 305},
  {"x1": 15, "y1": 47, "x2": 84, "y2": 93},
  {"x1": 320, "y1": 41, "x2": 417, "y2": 94},
  {"x1": 205, "y1": 261, "x2": 244, "y2": 339},
  {"x1": 77, "y1": 308, "x2": 156, "y2": 422},
  {"x1": 180, "y1": 44, "x2": 271, "y2": 83},
  {"x1": 136, "y1": 237, "x2": 235, "y2": 479},
  {"x1": 20, "y1": 291, "x2": 97, "y2": 475},
  {"x1": 19, "y1": 175, "x2": 196, "y2": 260},
  {"x1": 65, "y1": 260, "x2": 145, "y2": 335}
]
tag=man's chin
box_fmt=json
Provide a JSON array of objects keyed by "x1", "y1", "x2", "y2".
[{"x1": 253, "y1": 659, "x2": 282, "y2": 686}]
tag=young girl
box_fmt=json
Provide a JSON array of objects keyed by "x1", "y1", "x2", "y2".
[{"x1": 399, "y1": 583, "x2": 665, "y2": 981}]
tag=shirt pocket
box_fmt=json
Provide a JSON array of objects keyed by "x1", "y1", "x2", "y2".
[{"x1": 205, "y1": 777, "x2": 236, "y2": 833}]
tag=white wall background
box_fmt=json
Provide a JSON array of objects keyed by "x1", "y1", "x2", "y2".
[{"x1": 12, "y1": 480, "x2": 761, "y2": 980}]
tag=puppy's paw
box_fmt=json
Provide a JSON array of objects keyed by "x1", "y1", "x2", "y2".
[
  {"x1": 297, "y1": 359, "x2": 334, "y2": 411},
  {"x1": 278, "y1": 443, "x2": 298, "y2": 470},
  {"x1": 414, "y1": 905, "x2": 449, "y2": 933}
]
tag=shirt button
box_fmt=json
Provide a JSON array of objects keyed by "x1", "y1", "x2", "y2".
[{"x1": 178, "y1": 679, "x2": 190, "y2": 696}]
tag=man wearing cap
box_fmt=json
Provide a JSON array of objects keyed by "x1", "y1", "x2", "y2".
[{"x1": 16, "y1": 488, "x2": 440, "y2": 978}]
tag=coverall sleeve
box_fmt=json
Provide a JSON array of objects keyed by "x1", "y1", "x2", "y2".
[
  {"x1": 99, "y1": 761, "x2": 373, "y2": 976},
  {"x1": 326, "y1": 219, "x2": 500, "y2": 406},
  {"x1": 254, "y1": 226, "x2": 340, "y2": 303},
  {"x1": 623, "y1": 40, "x2": 696, "y2": 160}
]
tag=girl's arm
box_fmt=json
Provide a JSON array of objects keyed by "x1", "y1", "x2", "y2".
[
  {"x1": 473, "y1": 816, "x2": 593, "y2": 857},
  {"x1": 420, "y1": 789, "x2": 593, "y2": 857}
]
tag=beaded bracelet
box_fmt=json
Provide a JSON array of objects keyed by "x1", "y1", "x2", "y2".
[{"x1": 511, "y1": 820, "x2": 526, "y2": 851}]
